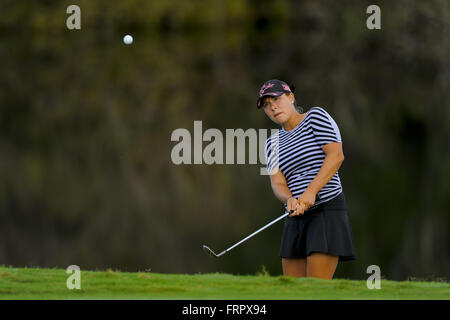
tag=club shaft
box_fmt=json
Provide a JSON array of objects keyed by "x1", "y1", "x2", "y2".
[{"x1": 220, "y1": 210, "x2": 291, "y2": 255}]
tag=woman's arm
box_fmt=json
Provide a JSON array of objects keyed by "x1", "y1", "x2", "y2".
[
  {"x1": 269, "y1": 168, "x2": 292, "y2": 204},
  {"x1": 292, "y1": 142, "x2": 344, "y2": 216},
  {"x1": 306, "y1": 142, "x2": 344, "y2": 195},
  {"x1": 268, "y1": 168, "x2": 299, "y2": 214}
]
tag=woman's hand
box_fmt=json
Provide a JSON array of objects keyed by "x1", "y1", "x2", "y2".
[
  {"x1": 290, "y1": 190, "x2": 317, "y2": 216},
  {"x1": 286, "y1": 197, "x2": 299, "y2": 217}
]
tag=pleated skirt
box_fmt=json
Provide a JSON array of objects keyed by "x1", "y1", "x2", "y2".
[{"x1": 279, "y1": 191, "x2": 357, "y2": 262}]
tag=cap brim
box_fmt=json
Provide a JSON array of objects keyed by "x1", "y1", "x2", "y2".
[{"x1": 257, "y1": 92, "x2": 284, "y2": 108}]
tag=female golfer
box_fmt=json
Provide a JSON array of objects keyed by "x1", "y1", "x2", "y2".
[{"x1": 258, "y1": 79, "x2": 356, "y2": 279}]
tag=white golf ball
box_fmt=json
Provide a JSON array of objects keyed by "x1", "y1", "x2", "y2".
[{"x1": 123, "y1": 35, "x2": 133, "y2": 45}]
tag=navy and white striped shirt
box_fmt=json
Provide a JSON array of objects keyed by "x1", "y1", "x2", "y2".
[{"x1": 265, "y1": 107, "x2": 343, "y2": 208}]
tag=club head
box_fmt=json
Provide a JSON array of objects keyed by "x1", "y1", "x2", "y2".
[{"x1": 202, "y1": 245, "x2": 219, "y2": 258}]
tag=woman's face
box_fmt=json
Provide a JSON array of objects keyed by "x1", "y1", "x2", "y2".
[{"x1": 262, "y1": 93, "x2": 296, "y2": 124}]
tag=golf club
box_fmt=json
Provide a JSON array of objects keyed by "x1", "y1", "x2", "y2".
[{"x1": 202, "y1": 205, "x2": 295, "y2": 258}]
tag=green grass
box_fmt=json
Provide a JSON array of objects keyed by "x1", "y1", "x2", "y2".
[{"x1": 0, "y1": 266, "x2": 448, "y2": 300}]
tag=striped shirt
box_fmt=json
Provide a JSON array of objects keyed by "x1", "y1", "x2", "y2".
[{"x1": 265, "y1": 107, "x2": 343, "y2": 208}]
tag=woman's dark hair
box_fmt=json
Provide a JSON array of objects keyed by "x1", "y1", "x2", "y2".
[{"x1": 286, "y1": 85, "x2": 303, "y2": 113}]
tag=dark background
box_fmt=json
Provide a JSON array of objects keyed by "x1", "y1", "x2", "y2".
[{"x1": 0, "y1": 0, "x2": 449, "y2": 281}]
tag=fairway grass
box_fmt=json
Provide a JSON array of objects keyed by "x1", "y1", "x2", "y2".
[{"x1": 0, "y1": 266, "x2": 448, "y2": 300}]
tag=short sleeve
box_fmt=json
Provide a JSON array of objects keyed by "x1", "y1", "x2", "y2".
[
  {"x1": 264, "y1": 133, "x2": 280, "y2": 175},
  {"x1": 309, "y1": 107, "x2": 342, "y2": 147}
]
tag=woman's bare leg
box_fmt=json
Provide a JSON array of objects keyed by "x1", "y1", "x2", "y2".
[
  {"x1": 306, "y1": 252, "x2": 339, "y2": 279},
  {"x1": 282, "y1": 258, "x2": 307, "y2": 277}
]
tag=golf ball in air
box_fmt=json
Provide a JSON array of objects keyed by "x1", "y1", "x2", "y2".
[{"x1": 123, "y1": 35, "x2": 133, "y2": 45}]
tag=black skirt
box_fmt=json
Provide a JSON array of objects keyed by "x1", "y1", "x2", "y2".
[{"x1": 279, "y1": 191, "x2": 357, "y2": 262}]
